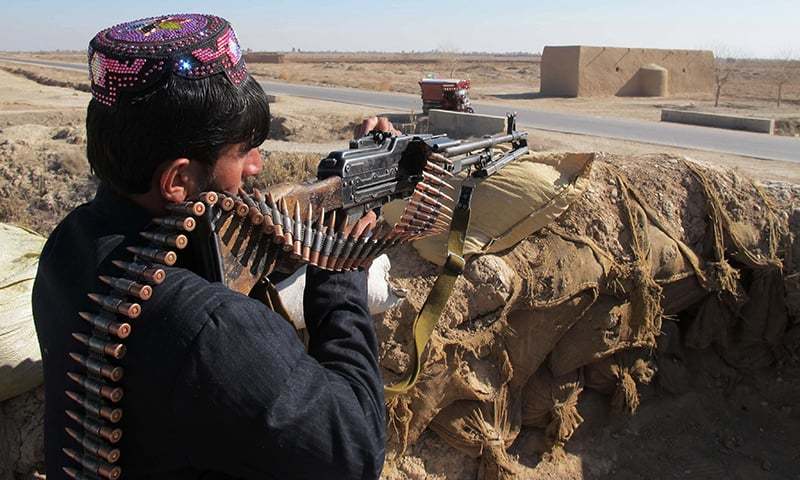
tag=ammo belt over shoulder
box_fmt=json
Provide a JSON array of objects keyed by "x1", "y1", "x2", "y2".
[{"x1": 64, "y1": 183, "x2": 472, "y2": 477}]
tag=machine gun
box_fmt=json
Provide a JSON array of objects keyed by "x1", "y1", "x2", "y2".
[
  {"x1": 150, "y1": 113, "x2": 528, "y2": 395},
  {"x1": 181, "y1": 113, "x2": 528, "y2": 292}
]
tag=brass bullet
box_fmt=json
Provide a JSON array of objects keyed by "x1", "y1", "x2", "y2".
[
  {"x1": 71, "y1": 333, "x2": 126, "y2": 360},
  {"x1": 68, "y1": 353, "x2": 123, "y2": 383},
  {"x1": 126, "y1": 246, "x2": 177, "y2": 266},
  {"x1": 218, "y1": 192, "x2": 236, "y2": 212},
  {"x1": 254, "y1": 189, "x2": 275, "y2": 234},
  {"x1": 165, "y1": 201, "x2": 205, "y2": 217},
  {"x1": 319, "y1": 210, "x2": 337, "y2": 269},
  {"x1": 87, "y1": 293, "x2": 140, "y2": 319},
  {"x1": 151, "y1": 216, "x2": 196, "y2": 232},
  {"x1": 98, "y1": 275, "x2": 153, "y2": 301},
  {"x1": 66, "y1": 409, "x2": 122, "y2": 444},
  {"x1": 64, "y1": 390, "x2": 122, "y2": 423},
  {"x1": 267, "y1": 192, "x2": 285, "y2": 242},
  {"x1": 78, "y1": 312, "x2": 131, "y2": 339},
  {"x1": 344, "y1": 224, "x2": 373, "y2": 270},
  {"x1": 292, "y1": 202, "x2": 303, "y2": 259},
  {"x1": 111, "y1": 260, "x2": 166, "y2": 285},
  {"x1": 422, "y1": 171, "x2": 455, "y2": 190},
  {"x1": 310, "y1": 208, "x2": 326, "y2": 266},
  {"x1": 62, "y1": 448, "x2": 121, "y2": 480},
  {"x1": 140, "y1": 231, "x2": 189, "y2": 250},
  {"x1": 239, "y1": 189, "x2": 264, "y2": 225},
  {"x1": 198, "y1": 191, "x2": 219, "y2": 206},
  {"x1": 281, "y1": 198, "x2": 294, "y2": 251},
  {"x1": 65, "y1": 427, "x2": 121, "y2": 464},
  {"x1": 410, "y1": 190, "x2": 453, "y2": 214},
  {"x1": 302, "y1": 204, "x2": 314, "y2": 262},
  {"x1": 66, "y1": 371, "x2": 124, "y2": 403},
  {"x1": 415, "y1": 182, "x2": 454, "y2": 202},
  {"x1": 232, "y1": 197, "x2": 249, "y2": 217},
  {"x1": 328, "y1": 217, "x2": 349, "y2": 270},
  {"x1": 424, "y1": 160, "x2": 455, "y2": 177}
]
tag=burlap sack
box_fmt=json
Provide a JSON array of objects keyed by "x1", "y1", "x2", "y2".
[
  {"x1": 584, "y1": 349, "x2": 655, "y2": 414},
  {"x1": 0, "y1": 223, "x2": 46, "y2": 402},
  {"x1": 384, "y1": 151, "x2": 593, "y2": 266},
  {"x1": 520, "y1": 367, "x2": 584, "y2": 453}
]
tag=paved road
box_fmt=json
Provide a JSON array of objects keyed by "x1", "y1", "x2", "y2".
[{"x1": 2, "y1": 56, "x2": 799, "y2": 163}]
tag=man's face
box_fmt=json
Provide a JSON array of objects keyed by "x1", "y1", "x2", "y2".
[{"x1": 208, "y1": 143, "x2": 263, "y2": 193}]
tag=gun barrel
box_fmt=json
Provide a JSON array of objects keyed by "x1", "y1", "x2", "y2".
[{"x1": 438, "y1": 131, "x2": 527, "y2": 157}]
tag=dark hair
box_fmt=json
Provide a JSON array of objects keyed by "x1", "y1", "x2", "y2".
[{"x1": 86, "y1": 73, "x2": 270, "y2": 194}]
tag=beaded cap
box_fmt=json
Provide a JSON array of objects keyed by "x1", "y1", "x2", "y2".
[{"x1": 88, "y1": 14, "x2": 248, "y2": 106}]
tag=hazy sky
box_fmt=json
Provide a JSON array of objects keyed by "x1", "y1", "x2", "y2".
[{"x1": 1, "y1": 0, "x2": 796, "y2": 58}]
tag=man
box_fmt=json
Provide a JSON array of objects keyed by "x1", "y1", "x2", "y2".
[{"x1": 32, "y1": 14, "x2": 386, "y2": 479}]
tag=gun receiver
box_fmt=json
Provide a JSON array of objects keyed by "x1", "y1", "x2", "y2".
[{"x1": 310, "y1": 113, "x2": 528, "y2": 221}]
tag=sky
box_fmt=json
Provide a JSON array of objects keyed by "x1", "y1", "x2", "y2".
[{"x1": 0, "y1": 0, "x2": 797, "y2": 58}]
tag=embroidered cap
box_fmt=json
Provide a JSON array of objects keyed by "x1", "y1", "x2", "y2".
[{"x1": 88, "y1": 13, "x2": 248, "y2": 106}]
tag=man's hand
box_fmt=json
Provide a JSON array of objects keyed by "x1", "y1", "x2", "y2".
[{"x1": 354, "y1": 116, "x2": 401, "y2": 139}]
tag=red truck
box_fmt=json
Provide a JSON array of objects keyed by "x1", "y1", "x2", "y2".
[{"x1": 418, "y1": 78, "x2": 474, "y2": 114}]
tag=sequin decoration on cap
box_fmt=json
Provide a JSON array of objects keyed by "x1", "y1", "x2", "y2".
[{"x1": 88, "y1": 13, "x2": 248, "y2": 106}]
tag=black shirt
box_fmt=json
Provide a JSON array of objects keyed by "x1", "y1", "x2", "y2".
[{"x1": 32, "y1": 185, "x2": 386, "y2": 479}]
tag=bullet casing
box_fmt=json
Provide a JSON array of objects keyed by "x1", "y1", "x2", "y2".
[
  {"x1": 78, "y1": 312, "x2": 131, "y2": 339},
  {"x1": 65, "y1": 410, "x2": 122, "y2": 444}
]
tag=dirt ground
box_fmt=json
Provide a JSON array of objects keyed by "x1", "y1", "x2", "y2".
[
  {"x1": 4, "y1": 52, "x2": 798, "y2": 135},
  {"x1": 1, "y1": 64, "x2": 799, "y2": 480}
]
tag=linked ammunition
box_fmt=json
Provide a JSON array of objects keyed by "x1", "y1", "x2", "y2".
[
  {"x1": 198, "y1": 191, "x2": 218, "y2": 206},
  {"x1": 327, "y1": 217, "x2": 349, "y2": 270},
  {"x1": 68, "y1": 353, "x2": 123, "y2": 382},
  {"x1": 239, "y1": 189, "x2": 264, "y2": 225},
  {"x1": 66, "y1": 410, "x2": 122, "y2": 444},
  {"x1": 319, "y1": 210, "x2": 337, "y2": 268},
  {"x1": 411, "y1": 190, "x2": 453, "y2": 214},
  {"x1": 65, "y1": 390, "x2": 122, "y2": 423},
  {"x1": 151, "y1": 216, "x2": 196, "y2": 232},
  {"x1": 165, "y1": 201, "x2": 205, "y2": 217},
  {"x1": 71, "y1": 333, "x2": 126, "y2": 360},
  {"x1": 425, "y1": 160, "x2": 455, "y2": 177},
  {"x1": 66, "y1": 372, "x2": 123, "y2": 403},
  {"x1": 111, "y1": 260, "x2": 165, "y2": 285},
  {"x1": 408, "y1": 198, "x2": 452, "y2": 219},
  {"x1": 253, "y1": 189, "x2": 275, "y2": 234},
  {"x1": 228, "y1": 194, "x2": 248, "y2": 217},
  {"x1": 98, "y1": 275, "x2": 152, "y2": 301},
  {"x1": 422, "y1": 171, "x2": 455, "y2": 190},
  {"x1": 302, "y1": 204, "x2": 314, "y2": 262},
  {"x1": 87, "y1": 293, "x2": 140, "y2": 319},
  {"x1": 78, "y1": 312, "x2": 131, "y2": 339},
  {"x1": 267, "y1": 192, "x2": 284, "y2": 242},
  {"x1": 217, "y1": 192, "x2": 236, "y2": 212},
  {"x1": 126, "y1": 246, "x2": 177, "y2": 266},
  {"x1": 292, "y1": 202, "x2": 303, "y2": 259},
  {"x1": 335, "y1": 227, "x2": 357, "y2": 271},
  {"x1": 415, "y1": 182, "x2": 453, "y2": 202},
  {"x1": 310, "y1": 208, "x2": 326, "y2": 266},
  {"x1": 281, "y1": 199, "x2": 294, "y2": 251},
  {"x1": 353, "y1": 225, "x2": 385, "y2": 269},
  {"x1": 344, "y1": 225, "x2": 373, "y2": 270},
  {"x1": 62, "y1": 448, "x2": 121, "y2": 480},
  {"x1": 65, "y1": 427, "x2": 121, "y2": 464},
  {"x1": 139, "y1": 231, "x2": 188, "y2": 250}
]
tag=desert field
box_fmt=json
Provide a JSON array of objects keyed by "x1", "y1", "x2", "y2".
[
  {"x1": 0, "y1": 56, "x2": 799, "y2": 479},
  {"x1": 3, "y1": 50, "x2": 798, "y2": 135}
]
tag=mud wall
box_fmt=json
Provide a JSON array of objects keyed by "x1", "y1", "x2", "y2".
[{"x1": 541, "y1": 46, "x2": 715, "y2": 97}]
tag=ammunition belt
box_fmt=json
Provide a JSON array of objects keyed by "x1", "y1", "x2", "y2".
[{"x1": 64, "y1": 181, "x2": 464, "y2": 477}]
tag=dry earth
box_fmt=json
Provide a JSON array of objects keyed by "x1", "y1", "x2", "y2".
[{"x1": 1, "y1": 64, "x2": 799, "y2": 479}]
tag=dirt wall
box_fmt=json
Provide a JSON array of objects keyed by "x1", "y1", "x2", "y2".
[{"x1": 541, "y1": 46, "x2": 715, "y2": 97}]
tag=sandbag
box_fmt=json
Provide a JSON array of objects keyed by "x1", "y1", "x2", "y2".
[
  {"x1": 584, "y1": 349, "x2": 655, "y2": 414},
  {"x1": 384, "y1": 151, "x2": 593, "y2": 266},
  {"x1": 0, "y1": 223, "x2": 46, "y2": 402},
  {"x1": 520, "y1": 367, "x2": 583, "y2": 454}
]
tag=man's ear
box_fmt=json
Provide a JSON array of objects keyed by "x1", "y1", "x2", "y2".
[{"x1": 158, "y1": 158, "x2": 192, "y2": 203}]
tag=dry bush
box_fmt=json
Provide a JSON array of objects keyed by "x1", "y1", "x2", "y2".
[
  {"x1": 252, "y1": 150, "x2": 319, "y2": 188},
  {"x1": 375, "y1": 80, "x2": 394, "y2": 91}
]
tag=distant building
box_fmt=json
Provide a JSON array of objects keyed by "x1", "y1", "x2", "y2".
[
  {"x1": 540, "y1": 46, "x2": 715, "y2": 97},
  {"x1": 243, "y1": 52, "x2": 286, "y2": 64}
]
